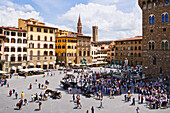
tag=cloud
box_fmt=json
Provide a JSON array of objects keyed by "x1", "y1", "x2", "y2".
[
  {"x1": 89, "y1": 0, "x2": 122, "y2": 5},
  {"x1": 0, "y1": 0, "x2": 43, "y2": 27},
  {"x1": 58, "y1": 2, "x2": 142, "y2": 41}
]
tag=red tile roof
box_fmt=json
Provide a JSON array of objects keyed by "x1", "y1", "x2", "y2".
[
  {"x1": 0, "y1": 34, "x2": 6, "y2": 37},
  {"x1": 115, "y1": 36, "x2": 142, "y2": 42},
  {"x1": 0, "y1": 26, "x2": 27, "y2": 32}
]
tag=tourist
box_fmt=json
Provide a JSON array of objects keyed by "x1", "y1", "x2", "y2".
[
  {"x1": 15, "y1": 92, "x2": 18, "y2": 99},
  {"x1": 86, "y1": 110, "x2": 89, "y2": 113},
  {"x1": 13, "y1": 88, "x2": 15, "y2": 94},
  {"x1": 38, "y1": 83, "x2": 41, "y2": 89},
  {"x1": 72, "y1": 94, "x2": 75, "y2": 102},
  {"x1": 91, "y1": 106, "x2": 94, "y2": 113},
  {"x1": 9, "y1": 90, "x2": 12, "y2": 96},
  {"x1": 99, "y1": 99, "x2": 104, "y2": 108},
  {"x1": 39, "y1": 100, "x2": 42, "y2": 110},
  {"x1": 7, "y1": 82, "x2": 9, "y2": 87},
  {"x1": 29, "y1": 83, "x2": 32, "y2": 89},
  {"x1": 136, "y1": 107, "x2": 139, "y2": 113},
  {"x1": 24, "y1": 98, "x2": 28, "y2": 105},
  {"x1": 131, "y1": 98, "x2": 135, "y2": 105},
  {"x1": 31, "y1": 94, "x2": 34, "y2": 102},
  {"x1": 21, "y1": 92, "x2": 24, "y2": 100}
]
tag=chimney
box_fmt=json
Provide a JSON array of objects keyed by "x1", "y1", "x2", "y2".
[{"x1": 92, "y1": 26, "x2": 98, "y2": 42}]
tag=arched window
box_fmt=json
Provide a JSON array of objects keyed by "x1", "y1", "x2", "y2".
[
  {"x1": 165, "y1": 13, "x2": 168, "y2": 22},
  {"x1": 38, "y1": 43, "x2": 40, "y2": 48},
  {"x1": 49, "y1": 51, "x2": 53, "y2": 56},
  {"x1": 152, "y1": 42, "x2": 155, "y2": 50},
  {"x1": 5, "y1": 38, "x2": 9, "y2": 43},
  {"x1": 165, "y1": 0, "x2": 169, "y2": 5},
  {"x1": 30, "y1": 35, "x2": 33, "y2": 40},
  {"x1": 44, "y1": 44, "x2": 48, "y2": 48},
  {"x1": 50, "y1": 37, "x2": 52, "y2": 41},
  {"x1": 134, "y1": 53, "x2": 137, "y2": 57},
  {"x1": 161, "y1": 41, "x2": 165, "y2": 49},
  {"x1": 149, "y1": 42, "x2": 152, "y2": 50},
  {"x1": 138, "y1": 53, "x2": 141, "y2": 57},
  {"x1": 37, "y1": 51, "x2": 40, "y2": 56},
  {"x1": 18, "y1": 54, "x2": 22, "y2": 61},
  {"x1": 58, "y1": 45, "x2": 61, "y2": 49},
  {"x1": 162, "y1": 14, "x2": 165, "y2": 22},
  {"x1": 30, "y1": 50, "x2": 33, "y2": 56},
  {"x1": 38, "y1": 35, "x2": 40, "y2": 41},
  {"x1": 44, "y1": 36, "x2": 47, "y2": 41},
  {"x1": 50, "y1": 44, "x2": 53, "y2": 49},
  {"x1": 44, "y1": 51, "x2": 48, "y2": 56},
  {"x1": 149, "y1": 16, "x2": 152, "y2": 23},
  {"x1": 165, "y1": 41, "x2": 168, "y2": 50},
  {"x1": 17, "y1": 39, "x2": 22, "y2": 43},
  {"x1": 11, "y1": 38, "x2": 15, "y2": 43},
  {"x1": 152, "y1": 16, "x2": 155, "y2": 23},
  {"x1": 153, "y1": 56, "x2": 156, "y2": 65},
  {"x1": 23, "y1": 39, "x2": 27, "y2": 43}
]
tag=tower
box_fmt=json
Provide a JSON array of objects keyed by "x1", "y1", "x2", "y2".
[
  {"x1": 92, "y1": 26, "x2": 98, "y2": 42},
  {"x1": 138, "y1": 0, "x2": 170, "y2": 78},
  {"x1": 77, "y1": 15, "x2": 82, "y2": 34}
]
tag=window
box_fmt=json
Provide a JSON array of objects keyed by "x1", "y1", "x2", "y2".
[
  {"x1": 30, "y1": 27, "x2": 33, "y2": 31},
  {"x1": 4, "y1": 47, "x2": 9, "y2": 52},
  {"x1": 23, "y1": 55, "x2": 27, "y2": 61},
  {"x1": 127, "y1": 53, "x2": 130, "y2": 56},
  {"x1": 79, "y1": 40, "x2": 81, "y2": 45},
  {"x1": 149, "y1": 15, "x2": 155, "y2": 23},
  {"x1": 38, "y1": 43, "x2": 40, "y2": 48},
  {"x1": 62, "y1": 45, "x2": 65, "y2": 49},
  {"x1": 50, "y1": 44, "x2": 53, "y2": 49},
  {"x1": 17, "y1": 39, "x2": 22, "y2": 43},
  {"x1": 58, "y1": 40, "x2": 61, "y2": 42},
  {"x1": 165, "y1": 13, "x2": 168, "y2": 22},
  {"x1": 149, "y1": 41, "x2": 155, "y2": 50},
  {"x1": 139, "y1": 46, "x2": 141, "y2": 50},
  {"x1": 79, "y1": 51, "x2": 82, "y2": 56},
  {"x1": 68, "y1": 40, "x2": 70, "y2": 42},
  {"x1": 165, "y1": 0, "x2": 169, "y2": 5},
  {"x1": 5, "y1": 55, "x2": 8, "y2": 61},
  {"x1": 58, "y1": 45, "x2": 61, "y2": 49},
  {"x1": 23, "y1": 48, "x2": 27, "y2": 52},
  {"x1": 44, "y1": 44, "x2": 48, "y2": 48},
  {"x1": 131, "y1": 53, "x2": 133, "y2": 56},
  {"x1": 11, "y1": 38, "x2": 15, "y2": 43},
  {"x1": 18, "y1": 32, "x2": 22, "y2": 37},
  {"x1": 83, "y1": 40, "x2": 85, "y2": 45},
  {"x1": 23, "y1": 33, "x2": 26, "y2": 37},
  {"x1": 11, "y1": 32, "x2": 16, "y2": 36},
  {"x1": 49, "y1": 51, "x2": 53, "y2": 56},
  {"x1": 11, "y1": 47, "x2": 15, "y2": 52},
  {"x1": 163, "y1": 28, "x2": 166, "y2": 31},
  {"x1": 49, "y1": 29, "x2": 53, "y2": 33},
  {"x1": 62, "y1": 53, "x2": 66, "y2": 56},
  {"x1": 37, "y1": 51, "x2": 40, "y2": 56},
  {"x1": 135, "y1": 46, "x2": 137, "y2": 50},
  {"x1": 161, "y1": 40, "x2": 169, "y2": 50},
  {"x1": 153, "y1": 56, "x2": 156, "y2": 65},
  {"x1": 50, "y1": 37, "x2": 52, "y2": 41},
  {"x1": 11, "y1": 55, "x2": 15, "y2": 62},
  {"x1": 23, "y1": 39, "x2": 27, "y2": 43},
  {"x1": 17, "y1": 47, "x2": 22, "y2": 52},
  {"x1": 5, "y1": 38, "x2": 9, "y2": 43},
  {"x1": 29, "y1": 43, "x2": 34, "y2": 48},
  {"x1": 162, "y1": 14, "x2": 165, "y2": 22},
  {"x1": 4, "y1": 31, "x2": 9, "y2": 36},
  {"x1": 62, "y1": 39, "x2": 66, "y2": 42},
  {"x1": 44, "y1": 29, "x2": 48, "y2": 33},
  {"x1": 128, "y1": 47, "x2": 130, "y2": 50},
  {"x1": 37, "y1": 28, "x2": 41, "y2": 32},
  {"x1": 30, "y1": 35, "x2": 33, "y2": 40},
  {"x1": 84, "y1": 51, "x2": 86, "y2": 56},
  {"x1": 131, "y1": 47, "x2": 133, "y2": 50},
  {"x1": 18, "y1": 55, "x2": 22, "y2": 61},
  {"x1": 44, "y1": 51, "x2": 48, "y2": 56},
  {"x1": 138, "y1": 53, "x2": 141, "y2": 57},
  {"x1": 134, "y1": 53, "x2": 137, "y2": 57},
  {"x1": 38, "y1": 36, "x2": 40, "y2": 41},
  {"x1": 44, "y1": 36, "x2": 47, "y2": 41},
  {"x1": 87, "y1": 51, "x2": 90, "y2": 56},
  {"x1": 68, "y1": 46, "x2": 71, "y2": 49}
]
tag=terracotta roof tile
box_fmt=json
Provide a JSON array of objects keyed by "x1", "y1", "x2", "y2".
[
  {"x1": 115, "y1": 36, "x2": 142, "y2": 41},
  {"x1": 0, "y1": 26, "x2": 27, "y2": 32}
]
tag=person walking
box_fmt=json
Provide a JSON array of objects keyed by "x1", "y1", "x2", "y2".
[
  {"x1": 91, "y1": 106, "x2": 94, "y2": 113},
  {"x1": 99, "y1": 99, "x2": 104, "y2": 108},
  {"x1": 31, "y1": 94, "x2": 34, "y2": 102},
  {"x1": 86, "y1": 110, "x2": 89, "y2": 113},
  {"x1": 13, "y1": 88, "x2": 15, "y2": 94},
  {"x1": 38, "y1": 83, "x2": 41, "y2": 89},
  {"x1": 136, "y1": 107, "x2": 139, "y2": 113},
  {"x1": 21, "y1": 92, "x2": 24, "y2": 100},
  {"x1": 39, "y1": 101, "x2": 42, "y2": 110},
  {"x1": 29, "y1": 83, "x2": 32, "y2": 89},
  {"x1": 72, "y1": 94, "x2": 75, "y2": 102},
  {"x1": 9, "y1": 90, "x2": 12, "y2": 96},
  {"x1": 15, "y1": 92, "x2": 18, "y2": 99}
]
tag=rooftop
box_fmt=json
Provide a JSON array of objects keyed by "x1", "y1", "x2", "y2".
[
  {"x1": 0, "y1": 26, "x2": 27, "y2": 32},
  {"x1": 27, "y1": 24, "x2": 57, "y2": 29},
  {"x1": 115, "y1": 36, "x2": 142, "y2": 42}
]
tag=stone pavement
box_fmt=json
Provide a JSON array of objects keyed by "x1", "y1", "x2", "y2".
[{"x1": 0, "y1": 67, "x2": 169, "y2": 113}]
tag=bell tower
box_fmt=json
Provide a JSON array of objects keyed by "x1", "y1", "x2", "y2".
[{"x1": 77, "y1": 15, "x2": 82, "y2": 34}]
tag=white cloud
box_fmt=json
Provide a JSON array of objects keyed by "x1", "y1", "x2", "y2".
[
  {"x1": 89, "y1": 0, "x2": 124, "y2": 5},
  {"x1": 58, "y1": 2, "x2": 142, "y2": 41}
]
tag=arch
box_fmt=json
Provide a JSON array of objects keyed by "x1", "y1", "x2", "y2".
[
  {"x1": 49, "y1": 51, "x2": 53, "y2": 56},
  {"x1": 44, "y1": 44, "x2": 48, "y2": 48},
  {"x1": 44, "y1": 51, "x2": 48, "y2": 56},
  {"x1": 49, "y1": 44, "x2": 53, "y2": 49}
]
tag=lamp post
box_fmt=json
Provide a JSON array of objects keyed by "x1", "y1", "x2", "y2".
[{"x1": 124, "y1": 58, "x2": 128, "y2": 79}]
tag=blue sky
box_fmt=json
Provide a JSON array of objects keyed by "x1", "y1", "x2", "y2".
[{"x1": 0, "y1": 0, "x2": 142, "y2": 41}]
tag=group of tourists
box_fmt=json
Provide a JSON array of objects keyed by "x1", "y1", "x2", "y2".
[{"x1": 1, "y1": 78, "x2": 9, "y2": 87}]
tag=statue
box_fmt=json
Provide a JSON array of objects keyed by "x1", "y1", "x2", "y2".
[{"x1": 81, "y1": 58, "x2": 87, "y2": 65}]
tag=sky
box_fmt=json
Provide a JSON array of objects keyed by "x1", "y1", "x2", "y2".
[{"x1": 0, "y1": 0, "x2": 142, "y2": 41}]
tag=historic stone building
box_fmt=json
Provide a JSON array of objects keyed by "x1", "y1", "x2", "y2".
[
  {"x1": 113, "y1": 36, "x2": 143, "y2": 66},
  {"x1": 18, "y1": 18, "x2": 56, "y2": 69},
  {"x1": 139, "y1": 0, "x2": 170, "y2": 78},
  {"x1": 0, "y1": 31, "x2": 5, "y2": 71}
]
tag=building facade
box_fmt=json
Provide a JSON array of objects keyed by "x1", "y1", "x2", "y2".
[
  {"x1": 18, "y1": 18, "x2": 56, "y2": 69},
  {"x1": 0, "y1": 27, "x2": 28, "y2": 72},
  {"x1": 0, "y1": 30, "x2": 5, "y2": 71},
  {"x1": 113, "y1": 36, "x2": 143, "y2": 66},
  {"x1": 139, "y1": 0, "x2": 170, "y2": 78},
  {"x1": 91, "y1": 41, "x2": 98, "y2": 64},
  {"x1": 56, "y1": 35, "x2": 77, "y2": 66}
]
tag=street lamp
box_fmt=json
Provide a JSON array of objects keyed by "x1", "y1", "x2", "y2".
[{"x1": 124, "y1": 58, "x2": 129, "y2": 80}]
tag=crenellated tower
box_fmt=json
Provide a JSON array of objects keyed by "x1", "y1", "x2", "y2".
[{"x1": 138, "y1": 0, "x2": 170, "y2": 78}]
